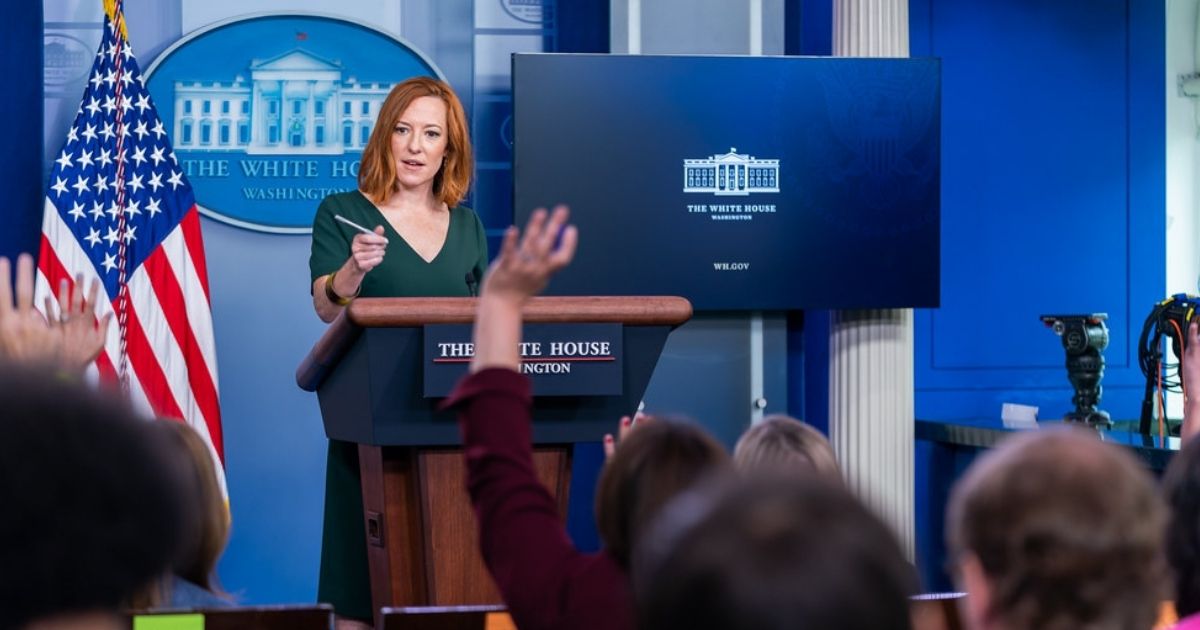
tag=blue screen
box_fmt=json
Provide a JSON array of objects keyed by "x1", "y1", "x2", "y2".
[{"x1": 513, "y1": 54, "x2": 941, "y2": 310}]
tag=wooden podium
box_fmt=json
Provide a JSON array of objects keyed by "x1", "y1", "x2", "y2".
[{"x1": 296, "y1": 296, "x2": 691, "y2": 622}]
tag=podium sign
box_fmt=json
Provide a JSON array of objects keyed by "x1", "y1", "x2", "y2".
[{"x1": 422, "y1": 323, "x2": 624, "y2": 397}]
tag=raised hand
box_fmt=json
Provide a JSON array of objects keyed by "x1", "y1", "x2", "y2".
[
  {"x1": 46, "y1": 273, "x2": 113, "y2": 371},
  {"x1": 0, "y1": 254, "x2": 111, "y2": 373},
  {"x1": 470, "y1": 205, "x2": 577, "y2": 373},
  {"x1": 0, "y1": 254, "x2": 58, "y2": 364},
  {"x1": 481, "y1": 205, "x2": 578, "y2": 305},
  {"x1": 603, "y1": 412, "x2": 650, "y2": 460}
]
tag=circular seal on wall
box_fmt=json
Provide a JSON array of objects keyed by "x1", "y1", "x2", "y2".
[
  {"x1": 45, "y1": 34, "x2": 94, "y2": 87},
  {"x1": 500, "y1": 114, "x2": 514, "y2": 150},
  {"x1": 143, "y1": 14, "x2": 444, "y2": 234},
  {"x1": 499, "y1": 0, "x2": 549, "y2": 25}
]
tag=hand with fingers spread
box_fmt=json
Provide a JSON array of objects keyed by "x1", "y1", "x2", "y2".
[
  {"x1": 45, "y1": 273, "x2": 113, "y2": 371},
  {"x1": 470, "y1": 205, "x2": 577, "y2": 373},
  {"x1": 0, "y1": 254, "x2": 58, "y2": 364},
  {"x1": 1183, "y1": 321, "x2": 1200, "y2": 441},
  {"x1": 481, "y1": 205, "x2": 578, "y2": 306},
  {"x1": 0, "y1": 253, "x2": 111, "y2": 373}
]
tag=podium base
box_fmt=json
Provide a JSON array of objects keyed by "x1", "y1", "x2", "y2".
[{"x1": 358, "y1": 444, "x2": 573, "y2": 617}]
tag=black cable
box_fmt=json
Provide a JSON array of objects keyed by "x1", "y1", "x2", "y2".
[{"x1": 1138, "y1": 295, "x2": 1199, "y2": 434}]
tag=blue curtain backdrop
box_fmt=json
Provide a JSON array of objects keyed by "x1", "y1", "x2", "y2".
[{"x1": 1, "y1": 4, "x2": 45, "y2": 260}]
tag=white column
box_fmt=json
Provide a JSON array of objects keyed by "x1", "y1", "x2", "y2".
[
  {"x1": 629, "y1": 0, "x2": 642, "y2": 54},
  {"x1": 330, "y1": 87, "x2": 342, "y2": 152},
  {"x1": 304, "y1": 79, "x2": 314, "y2": 148},
  {"x1": 829, "y1": 0, "x2": 914, "y2": 559},
  {"x1": 173, "y1": 97, "x2": 184, "y2": 147},
  {"x1": 833, "y1": 0, "x2": 909, "y2": 57},
  {"x1": 611, "y1": 0, "x2": 641, "y2": 54},
  {"x1": 251, "y1": 83, "x2": 263, "y2": 149},
  {"x1": 749, "y1": 0, "x2": 763, "y2": 56}
]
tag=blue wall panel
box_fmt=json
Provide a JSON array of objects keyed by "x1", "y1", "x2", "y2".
[
  {"x1": 909, "y1": 0, "x2": 1165, "y2": 591},
  {"x1": 911, "y1": 0, "x2": 1165, "y2": 423},
  {"x1": 1, "y1": 4, "x2": 44, "y2": 260},
  {"x1": 797, "y1": 0, "x2": 832, "y2": 56}
]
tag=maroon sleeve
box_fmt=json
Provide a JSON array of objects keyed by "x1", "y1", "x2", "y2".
[{"x1": 443, "y1": 368, "x2": 583, "y2": 630}]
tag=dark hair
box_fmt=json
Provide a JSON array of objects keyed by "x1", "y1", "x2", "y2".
[
  {"x1": 1164, "y1": 435, "x2": 1200, "y2": 617},
  {"x1": 358, "y1": 76, "x2": 473, "y2": 208},
  {"x1": 733, "y1": 415, "x2": 841, "y2": 481},
  {"x1": 947, "y1": 429, "x2": 1167, "y2": 630},
  {"x1": 0, "y1": 362, "x2": 187, "y2": 628},
  {"x1": 634, "y1": 476, "x2": 917, "y2": 630},
  {"x1": 594, "y1": 417, "x2": 728, "y2": 568},
  {"x1": 154, "y1": 420, "x2": 229, "y2": 594}
]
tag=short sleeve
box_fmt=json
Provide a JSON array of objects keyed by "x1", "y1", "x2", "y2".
[{"x1": 309, "y1": 195, "x2": 351, "y2": 291}]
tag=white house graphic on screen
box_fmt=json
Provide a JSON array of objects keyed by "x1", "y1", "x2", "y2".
[
  {"x1": 171, "y1": 48, "x2": 392, "y2": 155},
  {"x1": 683, "y1": 148, "x2": 780, "y2": 196}
]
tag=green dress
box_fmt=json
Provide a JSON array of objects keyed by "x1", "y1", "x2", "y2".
[{"x1": 308, "y1": 190, "x2": 488, "y2": 620}]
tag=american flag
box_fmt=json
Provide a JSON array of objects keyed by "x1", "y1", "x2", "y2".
[{"x1": 36, "y1": 1, "x2": 226, "y2": 495}]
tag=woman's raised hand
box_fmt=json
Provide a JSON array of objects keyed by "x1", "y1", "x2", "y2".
[
  {"x1": 482, "y1": 205, "x2": 577, "y2": 305},
  {"x1": 603, "y1": 412, "x2": 651, "y2": 460},
  {"x1": 47, "y1": 273, "x2": 112, "y2": 370},
  {"x1": 0, "y1": 254, "x2": 55, "y2": 364},
  {"x1": 469, "y1": 206, "x2": 577, "y2": 373},
  {"x1": 0, "y1": 254, "x2": 111, "y2": 372}
]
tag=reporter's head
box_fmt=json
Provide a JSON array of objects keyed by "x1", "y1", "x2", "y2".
[
  {"x1": 947, "y1": 429, "x2": 1167, "y2": 630},
  {"x1": 594, "y1": 417, "x2": 728, "y2": 569},
  {"x1": 149, "y1": 419, "x2": 229, "y2": 594},
  {"x1": 733, "y1": 414, "x2": 841, "y2": 482},
  {"x1": 634, "y1": 476, "x2": 916, "y2": 630},
  {"x1": 0, "y1": 361, "x2": 187, "y2": 628}
]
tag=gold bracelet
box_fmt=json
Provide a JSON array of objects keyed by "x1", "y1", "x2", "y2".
[{"x1": 324, "y1": 271, "x2": 360, "y2": 306}]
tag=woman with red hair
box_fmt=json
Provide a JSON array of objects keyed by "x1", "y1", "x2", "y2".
[{"x1": 308, "y1": 76, "x2": 486, "y2": 625}]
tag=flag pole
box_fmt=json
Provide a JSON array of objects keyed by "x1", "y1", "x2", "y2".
[{"x1": 105, "y1": 0, "x2": 132, "y2": 391}]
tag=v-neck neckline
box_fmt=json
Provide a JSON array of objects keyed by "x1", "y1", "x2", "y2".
[{"x1": 360, "y1": 190, "x2": 451, "y2": 265}]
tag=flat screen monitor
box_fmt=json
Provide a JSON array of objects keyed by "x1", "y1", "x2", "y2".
[{"x1": 513, "y1": 54, "x2": 940, "y2": 310}]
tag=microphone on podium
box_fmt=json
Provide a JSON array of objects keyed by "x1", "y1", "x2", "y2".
[{"x1": 465, "y1": 271, "x2": 479, "y2": 297}]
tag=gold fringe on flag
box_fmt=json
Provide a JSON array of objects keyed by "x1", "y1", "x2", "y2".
[{"x1": 102, "y1": 0, "x2": 128, "y2": 40}]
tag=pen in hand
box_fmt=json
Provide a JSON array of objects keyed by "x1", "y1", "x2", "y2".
[{"x1": 334, "y1": 214, "x2": 388, "y2": 242}]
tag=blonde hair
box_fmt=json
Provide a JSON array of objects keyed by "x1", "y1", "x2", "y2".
[
  {"x1": 733, "y1": 415, "x2": 841, "y2": 482},
  {"x1": 358, "y1": 76, "x2": 473, "y2": 208}
]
